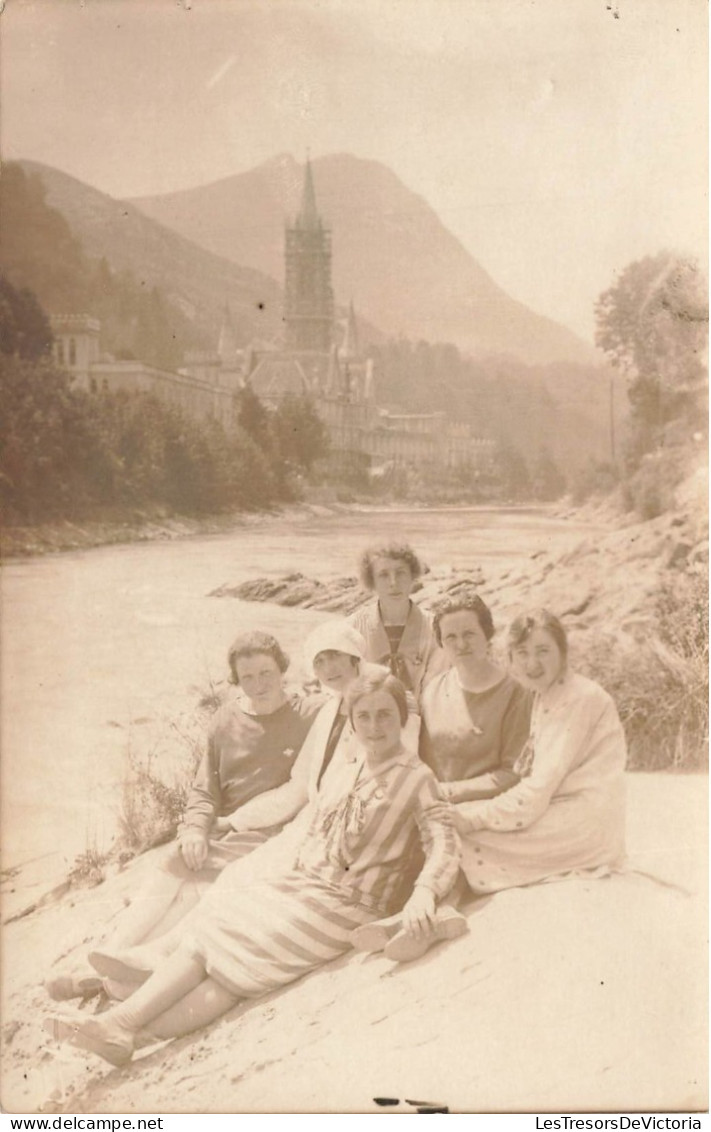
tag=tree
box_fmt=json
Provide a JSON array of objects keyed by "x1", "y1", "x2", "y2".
[
  {"x1": 272, "y1": 393, "x2": 329, "y2": 472},
  {"x1": 0, "y1": 351, "x2": 99, "y2": 521},
  {"x1": 0, "y1": 277, "x2": 53, "y2": 359},
  {"x1": 595, "y1": 253, "x2": 708, "y2": 463},
  {"x1": 237, "y1": 384, "x2": 273, "y2": 453}
]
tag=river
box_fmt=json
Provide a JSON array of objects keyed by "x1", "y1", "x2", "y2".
[{"x1": 1, "y1": 506, "x2": 604, "y2": 872}]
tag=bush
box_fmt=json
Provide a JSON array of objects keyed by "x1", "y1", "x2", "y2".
[
  {"x1": 578, "y1": 567, "x2": 708, "y2": 770},
  {"x1": 570, "y1": 461, "x2": 619, "y2": 505},
  {"x1": 116, "y1": 701, "x2": 211, "y2": 856},
  {"x1": 620, "y1": 445, "x2": 695, "y2": 520}
]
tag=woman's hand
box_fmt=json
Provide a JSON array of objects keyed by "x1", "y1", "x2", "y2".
[
  {"x1": 179, "y1": 829, "x2": 209, "y2": 871},
  {"x1": 452, "y1": 808, "x2": 473, "y2": 834},
  {"x1": 214, "y1": 816, "x2": 233, "y2": 834},
  {"x1": 401, "y1": 885, "x2": 436, "y2": 938}
]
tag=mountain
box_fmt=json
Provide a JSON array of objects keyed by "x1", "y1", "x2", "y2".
[
  {"x1": 131, "y1": 153, "x2": 596, "y2": 366},
  {"x1": 18, "y1": 160, "x2": 284, "y2": 348}
]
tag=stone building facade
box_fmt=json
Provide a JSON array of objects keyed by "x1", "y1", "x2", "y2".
[{"x1": 50, "y1": 316, "x2": 238, "y2": 432}]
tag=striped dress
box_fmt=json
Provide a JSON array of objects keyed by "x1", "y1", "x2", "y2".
[{"x1": 186, "y1": 747, "x2": 459, "y2": 998}]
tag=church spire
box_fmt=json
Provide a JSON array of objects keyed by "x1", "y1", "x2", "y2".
[
  {"x1": 284, "y1": 157, "x2": 333, "y2": 352},
  {"x1": 297, "y1": 159, "x2": 320, "y2": 229}
]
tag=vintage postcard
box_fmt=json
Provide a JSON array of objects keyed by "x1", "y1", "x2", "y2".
[{"x1": 1, "y1": 0, "x2": 707, "y2": 1119}]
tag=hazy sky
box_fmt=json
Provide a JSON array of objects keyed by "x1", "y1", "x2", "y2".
[{"x1": 3, "y1": 0, "x2": 707, "y2": 341}]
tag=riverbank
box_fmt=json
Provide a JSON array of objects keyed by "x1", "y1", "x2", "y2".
[
  {"x1": 213, "y1": 488, "x2": 708, "y2": 772},
  {"x1": 1, "y1": 507, "x2": 293, "y2": 560},
  {"x1": 0, "y1": 496, "x2": 595, "y2": 562}
]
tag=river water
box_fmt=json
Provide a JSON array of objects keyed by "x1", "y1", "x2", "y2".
[{"x1": 1, "y1": 506, "x2": 602, "y2": 872}]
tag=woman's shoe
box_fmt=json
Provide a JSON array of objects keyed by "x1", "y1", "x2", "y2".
[
  {"x1": 43, "y1": 1014, "x2": 134, "y2": 1067},
  {"x1": 350, "y1": 913, "x2": 404, "y2": 953},
  {"x1": 383, "y1": 907, "x2": 468, "y2": 963},
  {"x1": 88, "y1": 949, "x2": 152, "y2": 986},
  {"x1": 44, "y1": 973, "x2": 104, "y2": 1001},
  {"x1": 102, "y1": 977, "x2": 137, "y2": 1002}
]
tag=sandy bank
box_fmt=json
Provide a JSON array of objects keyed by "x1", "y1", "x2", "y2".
[{"x1": 1, "y1": 774, "x2": 706, "y2": 1114}]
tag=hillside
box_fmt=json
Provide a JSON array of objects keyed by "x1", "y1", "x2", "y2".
[
  {"x1": 17, "y1": 160, "x2": 283, "y2": 349},
  {"x1": 368, "y1": 340, "x2": 624, "y2": 470},
  {"x1": 131, "y1": 153, "x2": 597, "y2": 367}
]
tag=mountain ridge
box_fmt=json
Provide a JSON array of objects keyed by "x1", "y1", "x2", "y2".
[
  {"x1": 130, "y1": 152, "x2": 597, "y2": 366},
  {"x1": 18, "y1": 159, "x2": 284, "y2": 348}
]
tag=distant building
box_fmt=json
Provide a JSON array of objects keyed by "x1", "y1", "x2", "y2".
[
  {"x1": 50, "y1": 315, "x2": 238, "y2": 432},
  {"x1": 51, "y1": 314, "x2": 100, "y2": 375},
  {"x1": 235, "y1": 161, "x2": 494, "y2": 474},
  {"x1": 51, "y1": 162, "x2": 494, "y2": 474}
]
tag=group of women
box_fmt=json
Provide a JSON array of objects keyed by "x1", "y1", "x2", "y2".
[{"x1": 45, "y1": 542, "x2": 627, "y2": 1068}]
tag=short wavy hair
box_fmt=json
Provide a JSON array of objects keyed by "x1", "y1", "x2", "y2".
[
  {"x1": 358, "y1": 542, "x2": 423, "y2": 590},
  {"x1": 431, "y1": 588, "x2": 495, "y2": 646},
  {"x1": 227, "y1": 631, "x2": 289, "y2": 685},
  {"x1": 507, "y1": 608, "x2": 568, "y2": 659},
  {"x1": 344, "y1": 670, "x2": 409, "y2": 727}
]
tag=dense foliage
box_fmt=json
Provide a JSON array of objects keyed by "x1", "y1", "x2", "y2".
[
  {"x1": 0, "y1": 280, "x2": 329, "y2": 524},
  {"x1": 0, "y1": 276, "x2": 53, "y2": 360},
  {"x1": 595, "y1": 252, "x2": 708, "y2": 468},
  {"x1": 0, "y1": 352, "x2": 284, "y2": 522}
]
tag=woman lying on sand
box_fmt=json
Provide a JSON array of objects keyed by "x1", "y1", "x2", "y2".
[{"x1": 45, "y1": 672, "x2": 460, "y2": 1066}]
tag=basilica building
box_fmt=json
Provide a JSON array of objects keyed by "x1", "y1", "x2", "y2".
[{"x1": 51, "y1": 162, "x2": 494, "y2": 475}]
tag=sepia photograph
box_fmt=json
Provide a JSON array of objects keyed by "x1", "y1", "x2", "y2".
[{"x1": 0, "y1": 0, "x2": 708, "y2": 1117}]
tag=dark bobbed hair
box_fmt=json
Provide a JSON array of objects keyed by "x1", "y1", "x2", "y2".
[
  {"x1": 344, "y1": 670, "x2": 409, "y2": 727},
  {"x1": 227, "y1": 631, "x2": 289, "y2": 685},
  {"x1": 431, "y1": 588, "x2": 495, "y2": 646},
  {"x1": 358, "y1": 542, "x2": 423, "y2": 591},
  {"x1": 507, "y1": 608, "x2": 568, "y2": 659}
]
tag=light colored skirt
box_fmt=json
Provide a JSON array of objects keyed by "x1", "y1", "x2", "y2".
[
  {"x1": 461, "y1": 787, "x2": 626, "y2": 894},
  {"x1": 160, "y1": 828, "x2": 277, "y2": 882},
  {"x1": 187, "y1": 870, "x2": 374, "y2": 998}
]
